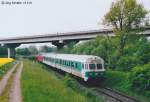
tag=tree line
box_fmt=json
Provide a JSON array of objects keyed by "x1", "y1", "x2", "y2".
[
  {"x1": 0, "y1": 45, "x2": 56, "y2": 57},
  {"x1": 16, "y1": 45, "x2": 56, "y2": 56}
]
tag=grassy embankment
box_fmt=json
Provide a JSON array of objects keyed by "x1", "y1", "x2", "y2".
[
  {"x1": 104, "y1": 70, "x2": 150, "y2": 102},
  {"x1": 21, "y1": 59, "x2": 104, "y2": 102}
]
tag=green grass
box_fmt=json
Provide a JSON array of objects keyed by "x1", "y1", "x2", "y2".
[
  {"x1": 103, "y1": 70, "x2": 150, "y2": 102},
  {"x1": 21, "y1": 59, "x2": 104, "y2": 102}
]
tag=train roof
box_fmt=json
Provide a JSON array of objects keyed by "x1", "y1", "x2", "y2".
[{"x1": 41, "y1": 53, "x2": 104, "y2": 63}]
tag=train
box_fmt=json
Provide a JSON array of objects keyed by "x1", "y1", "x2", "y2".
[{"x1": 36, "y1": 53, "x2": 105, "y2": 81}]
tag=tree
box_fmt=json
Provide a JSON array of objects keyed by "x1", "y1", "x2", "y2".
[
  {"x1": 16, "y1": 48, "x2": 31, "y2": 56},
  {"x1": 39, "y1": 45, "x2": 54, "y2": 53},
  {"x1": 144, "y1": 17, "x2": 150, "y2": 27},
  {"x1": 104, "y1": 0, "x2": 148, "y2": 56},
  {"x1": 28, "y1": 45, "x2": 38, "y2": 55}
]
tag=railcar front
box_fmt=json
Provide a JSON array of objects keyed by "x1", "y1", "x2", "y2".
[{"x1": 81, "y1": 56, "x2": 105, "y2": 81}]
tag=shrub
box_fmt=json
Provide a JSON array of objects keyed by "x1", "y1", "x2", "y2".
[
  {"x1": 0, "y1": 62, "x2": 14, "y2": 76},
  {"x1": 130, "y1": 63, "x2": 150, "y2": 91},
  {"x1": 116, "y1": 56, "x2": 139, "y2": 71},
  {"x1": 103, "y1": 70, "x2": 130, "y2": 88},
  {"x1": 63, "y1": 74, "x2": 78, "y2": 91},
  {"x1": 135, "y1": 43, "x2": 150, "y2": 64}
]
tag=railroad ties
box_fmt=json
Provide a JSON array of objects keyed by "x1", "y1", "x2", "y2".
[{"x1": 93, "y1": 87, "x2": 141, "y2": 102}]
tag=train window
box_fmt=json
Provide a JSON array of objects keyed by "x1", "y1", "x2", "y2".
[
  {"x1": 71, "y1": 62, "x2": 74, "y2": 67},
  {"x1": 60, "y1": 59, "x2": 62, "y2": 64},
  {"x1": 85, "y1": 64, "x2": 88, "y2": 69},
  {"x1": 60, "y1": 60, "x2": 62, "y2": 64},
  {"x1": 56, "y1": 59, "x2": 58, "y2": 63},
  {"x1": 66, "y1": 61, "x2": 68, "y2": 66},
  {"x1": 58, "y1": 59, "x2": 60, "y2": 64},
  {"x1": 75, "y1": 63, "x2": 78, "y2": 68},
  {"x1": 69, "y1": 61, "x2": 71, "y2": 66},
  {"x1": 82, "y1": 64, "x2": 84, "y2": 69},
  {"x1": 62, "y1": 60, "x2": 63, "y2": 65},
  {"x1": 89, "y1": 64, "x2": 96, "y2": 69},
  {"x1": 64, "y1": 60, "x2": 65, "y2": 65},
  {"x1": 67, "y1": 61, "x2": 69, "y2": 66},
  {"x1": 65, "y1": 61, "x2": 67, "y2": 65},
  {"x1": 97, "y1": 64, "x2": 102, "y2": 69},
  {"x1": 62, "y1": 60, "x2": 64, "y2": 65}
]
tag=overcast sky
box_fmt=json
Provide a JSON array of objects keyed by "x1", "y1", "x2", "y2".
[{"x1": 0, "y1": 0, "x2": 149, "y2": 47}]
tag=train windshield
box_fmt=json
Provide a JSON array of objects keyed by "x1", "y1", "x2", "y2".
[
  {"x1": 89, "y1": 64, "x2": 96, "y2": 69},
  {"x1": 97, "y1": 64, "x2": 102, "y2": 69}
]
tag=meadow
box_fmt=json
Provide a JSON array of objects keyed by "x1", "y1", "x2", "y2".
[{"x1": 21, "y1": 59, "x2": 103, "y2": 102}]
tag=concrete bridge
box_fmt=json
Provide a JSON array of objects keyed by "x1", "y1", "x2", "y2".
[{"x1": 0, "y1": 27, "x2": 150, "y2": 58}]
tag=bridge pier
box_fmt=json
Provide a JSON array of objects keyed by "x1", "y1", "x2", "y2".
[
  {"x1": 7, "y1": 48, "x2": 10, "y2": 58},
  {"x1": 5, "y1": 44, "x2": 20, "y2": 58},
  {"x1": 52, "y1": 40, "x2": 79, "y2": 49},
  {"x1": 52, "y1": 41, "x2": 65, "y2": 49},
  {"x1": 7, "y1": 47, "x2": 16, "y2": 58}
]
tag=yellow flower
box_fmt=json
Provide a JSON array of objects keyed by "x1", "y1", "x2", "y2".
[{"x1": 0, "y1": 58, "x2": 14, "y2": 67}]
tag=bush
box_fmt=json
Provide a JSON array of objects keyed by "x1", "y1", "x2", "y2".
[
  {"x1": 116, "y1": 56, "x2": 139, "y2": 71},
  {"x1": 0, "y1": 62, "x2": 14, "y2": 76},
  {"x1": 130, "y1": 63, "x2": 150, "y2": 91},
  {"x1": 63, "y1": 74, "x2": 78, "y2": 91},
  {"x1": 135, "y1": 43, "x2": 150, "y2": 64}
]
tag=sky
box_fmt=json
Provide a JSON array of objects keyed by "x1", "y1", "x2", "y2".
[{"x1": 0, "y1": 0, "x2": 149, "y2": 47}]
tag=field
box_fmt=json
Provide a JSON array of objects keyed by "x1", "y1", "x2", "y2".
[
  {"x1": 21, "y1": 59, "x2": 103, "y2": 102},
  {"x1": 0, "y1": 58, "x2": 14, "y2": 67}
]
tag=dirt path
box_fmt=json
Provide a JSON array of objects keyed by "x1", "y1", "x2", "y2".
[
  {"x1": 9, "y1": 61, "x2": 23, "y2": 102},
  {"x1": 0, "y1": 62, "x2": 18, "y2": 96}
]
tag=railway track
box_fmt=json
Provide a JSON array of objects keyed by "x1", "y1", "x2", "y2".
[{"x1": 92, "y1": 87, "x2": 141, "y2": 102}]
